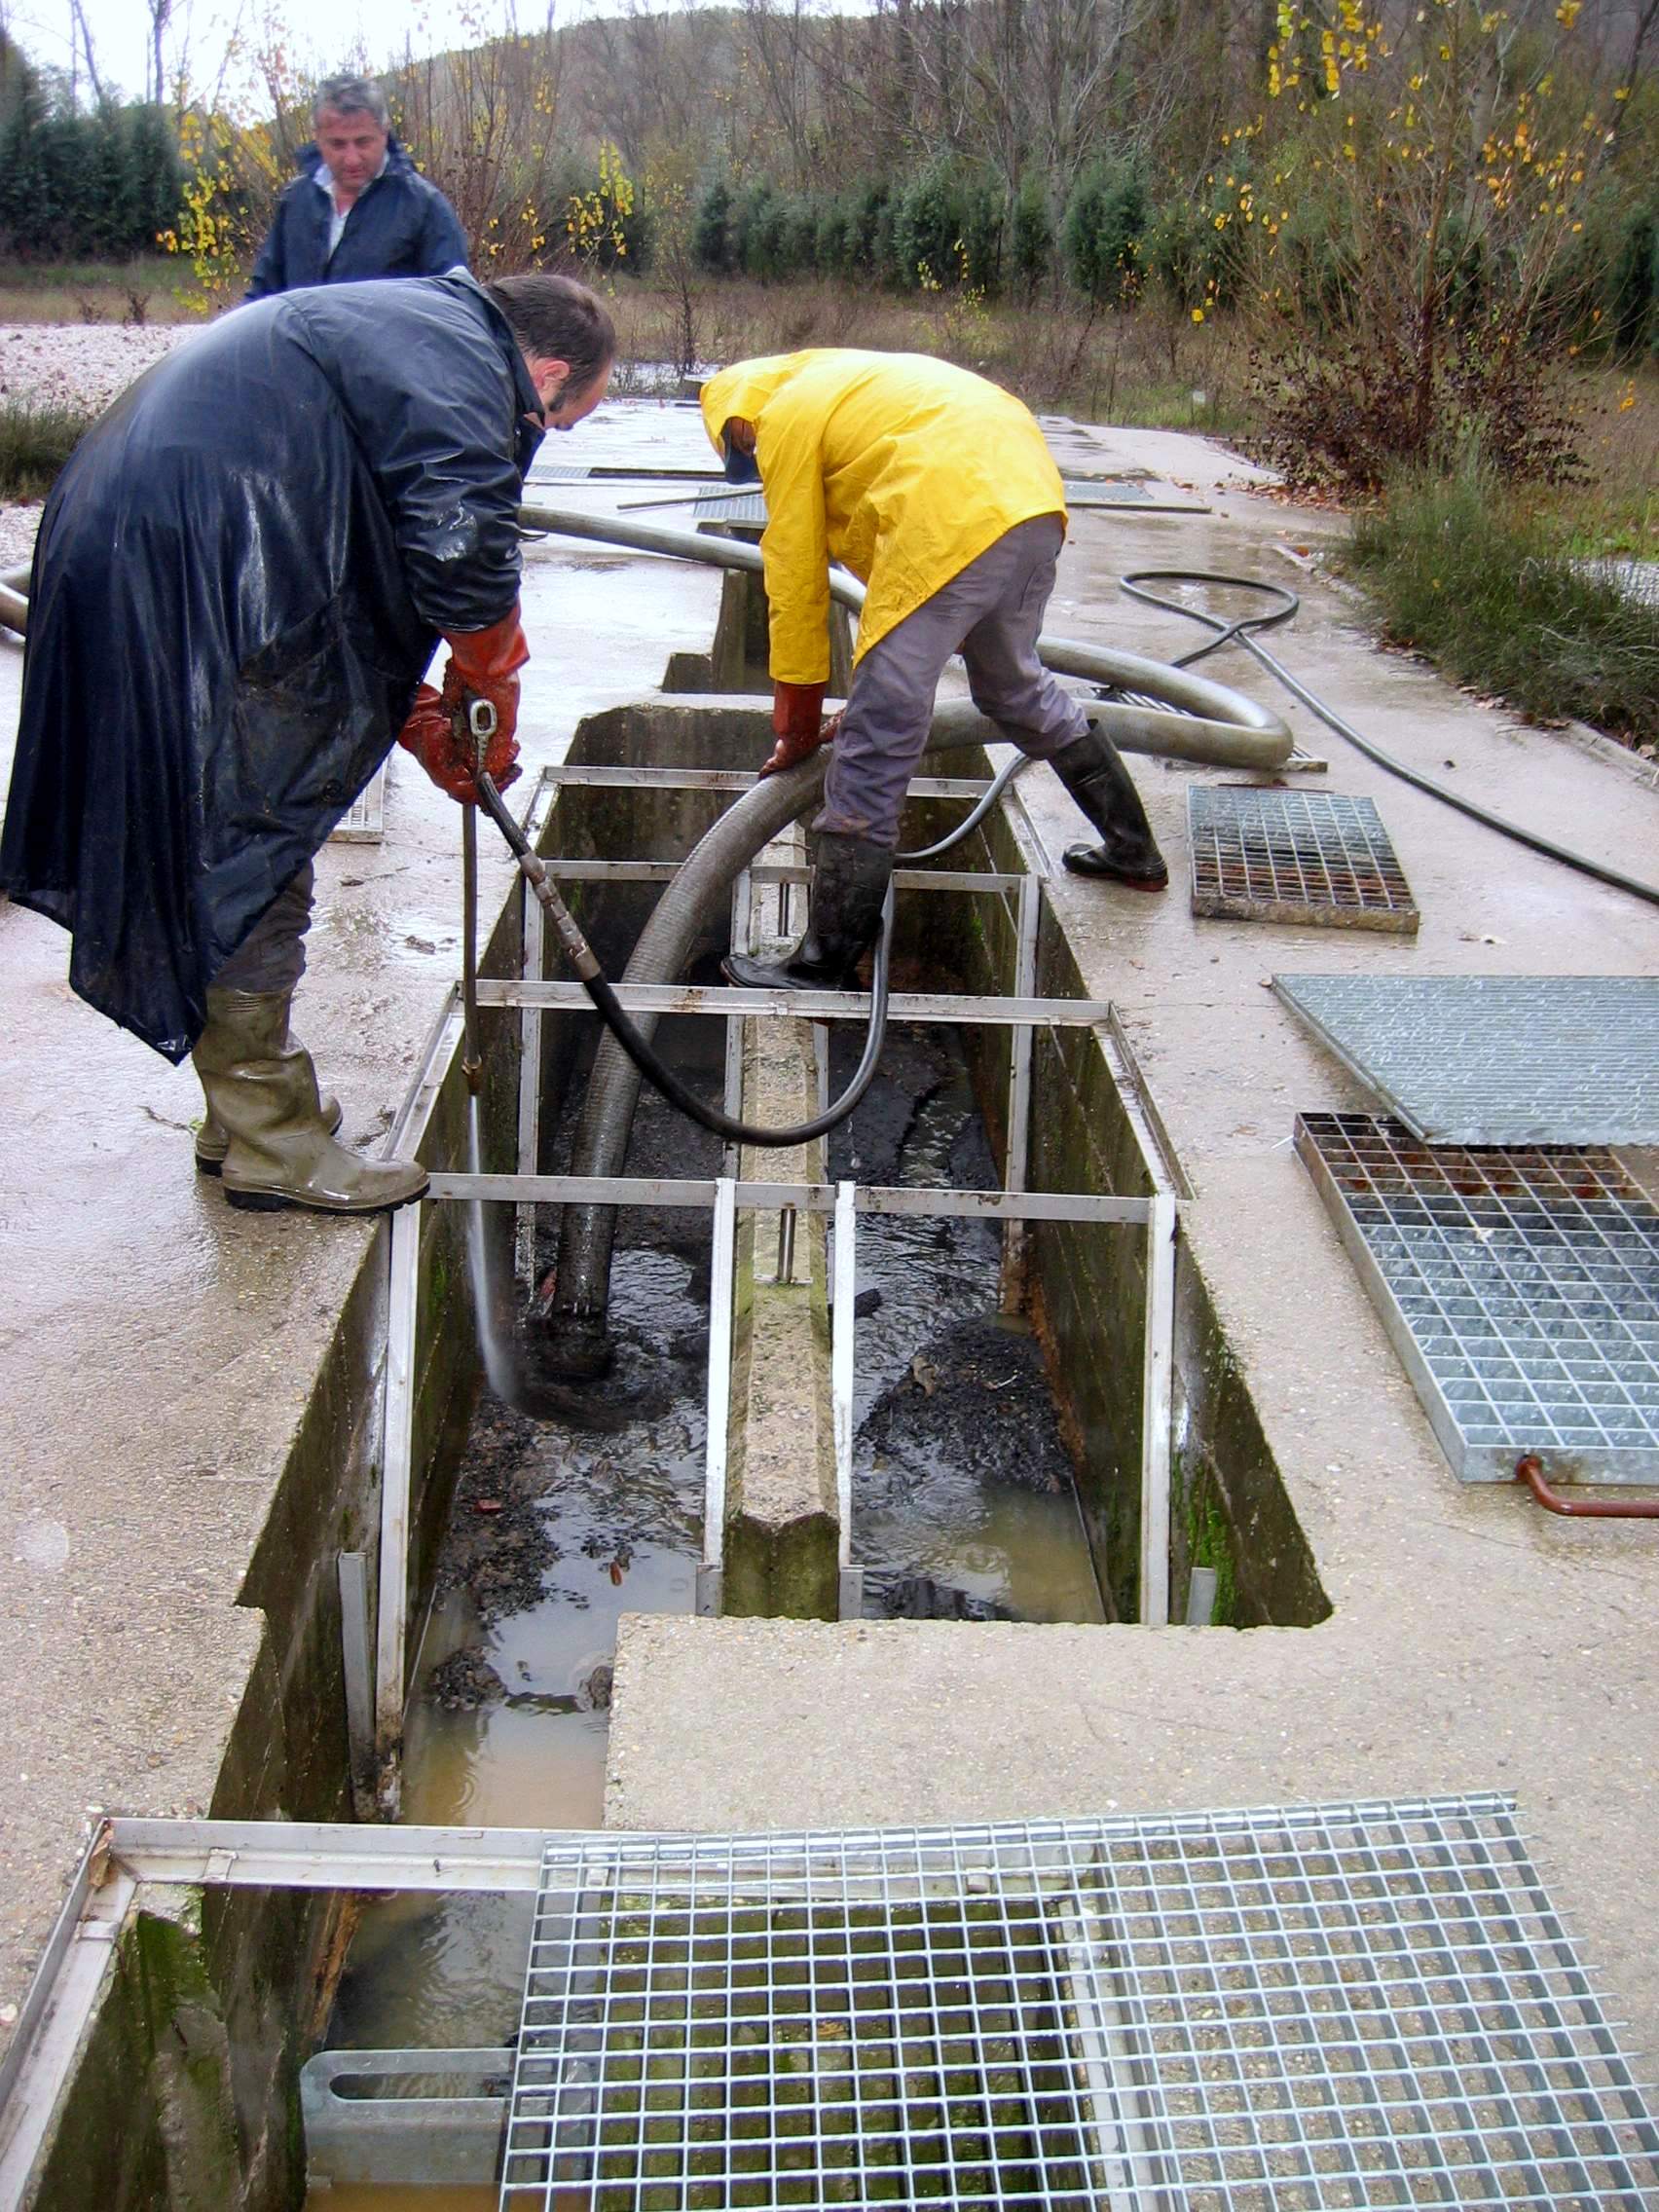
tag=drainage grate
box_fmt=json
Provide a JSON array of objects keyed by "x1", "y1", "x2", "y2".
[
  {"x1": 328, "y1": 761, "x2": 386, "y2": 844},
  {"x1": 688, "y1": 488, "x2": 767, "y2": 528},
  {"x1": 1297, "y1": 1113, "x2": 1659, "y2": 1483},
  {"x1": 681, "y1": 479, "x2": 1180, "y2": 534},
  {"x1": 1190, "y1": 788, "x2": 1418, "y2": 933},
  {"x1": 1274, "y1": 977, "x2": 1659, "y2": 1144},
  {"x1": 498, "y1": 1796, "x2": 1659, "y2": 2208}
]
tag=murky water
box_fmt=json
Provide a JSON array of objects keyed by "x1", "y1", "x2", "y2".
[
  {"x1": 309, "y1": 1012, "x2": 1100, "y2": 2201},
  {"x1": 834, "y1": 1028, "x2": 1106, "y2": 1626}
]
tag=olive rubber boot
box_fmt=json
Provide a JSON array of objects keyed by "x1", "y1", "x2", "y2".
[
  {"x1": 192, "y1": 987, "x2": 429, "y2": 1215},
  {"x1": 1051, "y1": 728, "x2": 1169, "y2": 890},
  {"x1": 196, "y1": 1084, "x2": 340, "y2": 1175},
  {"x1": 722, "y1": 830, "x2": 894, "y2": 992}
]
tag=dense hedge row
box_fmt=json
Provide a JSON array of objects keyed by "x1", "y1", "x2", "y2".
[
  {"x1": 0, "y1": 72, "x2": 182, "y2": 264},
  {"x1": 682, "y1": 160, "x2": 1658, "y2": 360}
]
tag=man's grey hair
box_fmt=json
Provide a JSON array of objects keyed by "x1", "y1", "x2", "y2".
[{"x1": 312, "y1": 74, "x2": 390, "y2": 130}]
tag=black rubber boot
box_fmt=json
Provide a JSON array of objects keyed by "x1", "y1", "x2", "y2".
[
  {"x1": 1051, "y1": 728, "x2": 1169, "y2": 890},
  {"x1": 722, "y1": 830, "x2": 894, "y2": 991}
]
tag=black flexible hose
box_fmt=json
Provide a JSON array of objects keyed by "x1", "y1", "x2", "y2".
[
  {"x1": 1119, "y1": 571, "x2": 1659, "y2": 911},
  {"x1": 896, "y1": 754, "x2": 1029, "y2": 860},
  {"x1": 474, "y1": 767, "x2": 898, "y2": 1148}
]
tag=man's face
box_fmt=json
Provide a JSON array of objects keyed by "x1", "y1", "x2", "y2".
[
  {"x1": 314, "y1": 107, "x2": 387, "y2": 203},
  {"x1": 535, "y1": 357, "x2": 613, "y2": 433}
]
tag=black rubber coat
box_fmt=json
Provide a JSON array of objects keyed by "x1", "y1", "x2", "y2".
[
  {"x1": 246, "y1": 138, "x2": 469, "y2": 299},
  {"x1": 0, "y1": 271, "x2": 543, "y2": 1061}
]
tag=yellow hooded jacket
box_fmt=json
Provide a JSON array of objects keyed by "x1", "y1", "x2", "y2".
[{"x1": 699, "y1": 350, "x2": 1068, "y2": 686}]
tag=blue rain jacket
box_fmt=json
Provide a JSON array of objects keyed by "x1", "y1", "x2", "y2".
[
  {"x1": 246, "y1": 136, "x2": 469, "y2": 299},
  {"x1": 0, "y1": 272, "x2": 543, "y2": 1061}
]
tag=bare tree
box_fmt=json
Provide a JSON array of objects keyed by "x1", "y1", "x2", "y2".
[{"x1": 148, "y1": 0, "x2": 173, "y2": 106}]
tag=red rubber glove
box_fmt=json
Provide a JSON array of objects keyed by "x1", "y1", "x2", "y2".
[
  {"x1": 440, "y1": 605, "x2": 529, "y2": 747},
  {"x1": 759, "y1": 680, "x2": 830, "y2": 778},
  {"x1": 395, "y1": 684, "x2": 522, "y2": 805}
]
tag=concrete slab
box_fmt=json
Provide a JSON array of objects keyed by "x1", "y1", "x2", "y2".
[
  {"x1": 0, "y1": 405, "x2": 727, "y2": 2052},
  {"x1": 607, "y1": 438, "x2": 1659, "y2": 2065},
  {"x1": 722, "y1": 1004, "x2": 839, "y2": 1620}
]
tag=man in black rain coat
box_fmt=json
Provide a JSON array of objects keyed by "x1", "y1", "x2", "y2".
[
  {"x1": 246, "y1": 74, "x2": 469, "y2": 300},
  {"x1": 0, "y1": 269, "x2": 613, "y2": 1215}
]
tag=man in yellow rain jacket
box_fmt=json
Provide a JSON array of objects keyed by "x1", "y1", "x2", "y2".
[{"x1": 699, "y1": 350, "x2": 1166, "y2": 991}]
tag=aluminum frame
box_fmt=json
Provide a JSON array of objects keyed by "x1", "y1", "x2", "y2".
[
  {"x1": 473, "y1": 978, "x2": 1117, "y2": 1026},
  {"x1": 373, "y1": 765, "x2": 1178, "y2": 1813},
  {"x1": 1274, "y1": 975, "x2": 1659, "y2": 1147},
  {"x1": 302, "y1": 2046, "x2": 511, "y2": 2188},
  {"x1": 1296, "y1": 1113, "x2": 1659, "y2": 1485},
  {"x1": 497, "y1": 1795, "x2": 1659, "y2": 2211},
  {"x1": 12, "y1": 1797, "x2": 1652, "y2": 2206},
  {"x1": 618, "y1": 479, "x2": 1208, "y2": 525},
  {"x1": 327, "y1": 759, "x2": 387, "y2": 843}
]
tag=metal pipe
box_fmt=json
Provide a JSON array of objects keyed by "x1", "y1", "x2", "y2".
[
  {"x1": 461, "y1": 803, "x2": 483, "y2": 1093},
  {"x1": 1514, "y1": 1455, "x2": 1659, "y2": 1520}
]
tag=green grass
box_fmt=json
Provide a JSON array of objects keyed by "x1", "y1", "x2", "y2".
[
  {"x1": 0, "y1": 256, "x2": 192, "y2": 325},
  {"x1": 1340, "y1": 462, "x2": 1659, "y2": 751},
  {"x1": 0, "y1": 399, "x2": 98, "y2": 499}
]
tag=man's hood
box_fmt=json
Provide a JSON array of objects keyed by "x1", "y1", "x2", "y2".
[{"x1": 698, "y1": 354, "x2": 814, "y2": 459}]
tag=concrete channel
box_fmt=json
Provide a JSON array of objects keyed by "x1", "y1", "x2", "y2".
[{"x1": 1, "y1": 404, "x2": 1656, "y2": 2207}]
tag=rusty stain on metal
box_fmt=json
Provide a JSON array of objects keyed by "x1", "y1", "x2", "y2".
[
  {"x1": 1514, "y1": 1455, "x2": 1659, "y2": 1520},
  {"x1": 1190, "y1": 785, "x2": 1419, "y2": 934}
]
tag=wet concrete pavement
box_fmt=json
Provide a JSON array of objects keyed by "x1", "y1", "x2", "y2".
[{"x1": 605, "y1": 421, "x2": 1659, "y2": 2057}]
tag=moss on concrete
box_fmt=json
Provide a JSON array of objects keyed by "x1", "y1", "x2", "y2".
[{"x1": 1173, "y1": 1450, "x2": 1240, "y2": 1628}]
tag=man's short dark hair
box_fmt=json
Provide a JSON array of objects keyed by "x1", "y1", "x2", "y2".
[
  {"x1": 487, "y1": 275, "x2": 617, "y2": 398},
  {"x1": 313, "y1": 74, "x2": 390, "y2": 130}
]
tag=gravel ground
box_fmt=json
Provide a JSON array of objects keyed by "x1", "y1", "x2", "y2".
[{"x1": 0, "y1": 322, "x2": 195, "y2": 573}]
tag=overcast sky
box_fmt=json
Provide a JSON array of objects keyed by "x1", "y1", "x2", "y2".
[{"x1": 10, "y1": 0, "x2": 555, "y2": 110}]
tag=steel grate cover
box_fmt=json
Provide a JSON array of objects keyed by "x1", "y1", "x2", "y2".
[
  {"x1": 498, "y1": 1796, "x2": 1659, "y2": 2209},
  {"x1": 1190, "y1": 788, "x2": 1418, "y2": 933},
  {"x1": 1274, "y1": 976, "x2": 1659, "y2": 1145},
  {"x1": 679, "y1": 480, "x2": 1178, "y2": 533},
  {"x1": 1297, "y1": 1114, "x2": 1659, "y2": 1484}
]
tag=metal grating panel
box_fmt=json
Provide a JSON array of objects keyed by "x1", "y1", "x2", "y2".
[
  {"x1": 1058, "y1": 478, "x2": 1207, "y2": 511},
  {"x1": 1190, "y1": 788, "x2": 1418, "y2": 934},
  {"x1": 498, "y1": 1795, "x2": 1659, "y2": 2208},
  {"x1": 682, "y1": 480, "x2": 1183, "y2": 533},
  {"x1": 1274, "y1": 976, "x2": 1659, "y2": 1144},
  {"x1": 1297, "y1": 1114, "x2": 1659, "y2": 1483},
  {"x1": 328, "y1": 761, "x2": 386, "y2": 843},
  {"x1": 686, "y1": 488, "x2": 766, "y2": 527}
]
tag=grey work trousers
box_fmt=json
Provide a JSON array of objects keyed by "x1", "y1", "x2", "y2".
[
  {"x1": 817, "y1": 514, "x2": 1088, "y2": 847},
  {"x1": 211, "y1": 861, "x2": 314, "y2": 996}
]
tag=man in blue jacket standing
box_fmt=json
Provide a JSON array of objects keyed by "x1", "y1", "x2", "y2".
[{"x1": 247, "y1": 73, "x2": 468, "y2": 299}]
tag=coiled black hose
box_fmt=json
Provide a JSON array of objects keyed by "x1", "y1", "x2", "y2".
[{"x1": 1119, "y1": 571, "x2": 1659, "y2": 910}]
